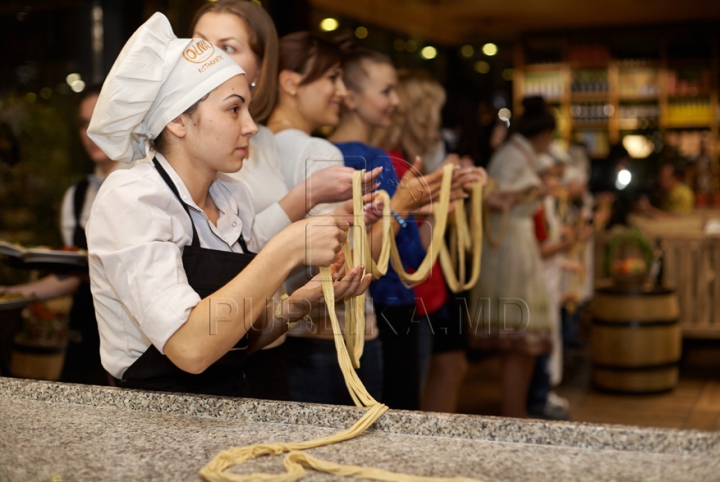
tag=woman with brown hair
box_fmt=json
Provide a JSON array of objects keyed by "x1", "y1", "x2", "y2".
[
  {"x1": 267, "y1": 32, "x2": 459, "y2": 407},
  {"x1": 189, "y1": 0, "x2": 380, "y2": 400}
]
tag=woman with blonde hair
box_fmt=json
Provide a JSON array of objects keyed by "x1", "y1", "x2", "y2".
[{"x1": 373, "y1": 70, "x2": 480, "y2": 412}]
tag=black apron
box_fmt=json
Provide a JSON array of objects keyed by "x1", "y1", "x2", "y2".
[
  {"x1": 118, "y1": 158, "x2": 255, "y2": 397},
  {"x1": 59, "y1": 178, "x2": 108, "y2": 385}
]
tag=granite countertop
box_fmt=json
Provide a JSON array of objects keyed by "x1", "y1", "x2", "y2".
[{"x1": 1, "y1": 377, "x2": 719, "y2": 482}]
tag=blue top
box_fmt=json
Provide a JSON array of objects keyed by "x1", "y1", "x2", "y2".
[{"x1": 334, "y1": 141, "x2": 426, "y2": 306}]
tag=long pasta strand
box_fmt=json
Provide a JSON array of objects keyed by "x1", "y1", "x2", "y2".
[{"x1": 200, "y1": 169, "x2": 486, "y2": 482}]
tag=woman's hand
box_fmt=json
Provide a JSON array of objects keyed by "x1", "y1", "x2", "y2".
[
  {"x1": 281, "y1": 214, "x2": 350, "y2": 267},
  {"x1": 283, "y1": 254, "x2": 372, "y2": 322},
  {"x1": 336, "y1": 191, "x2": 386, "y2": 226},
  {"x1": 308, "y1": 165, "x2": 382, "y2": 206}
]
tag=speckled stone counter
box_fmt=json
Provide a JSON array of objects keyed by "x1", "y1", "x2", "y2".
[{"x1": 1, "y1": 377, "x2": 719, "y2": 481}]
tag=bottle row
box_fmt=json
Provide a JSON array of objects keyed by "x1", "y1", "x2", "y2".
[
  {"x1": 571, "y1": 70, "x2": 608, "y2": 93},
  {"x1": 666, "y1": 100, "x2": 715, "y2": 124},
  {"x1": 618, "y1": 105, "x2": 660, "y2": 120},
  {"x1": 570, "y1": 103, "x2": 613, "y2": 121}
]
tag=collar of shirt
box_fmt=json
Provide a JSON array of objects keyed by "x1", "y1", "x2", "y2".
[{"x1": 154, "y1": 152, "x2": 246, "y2": 251}]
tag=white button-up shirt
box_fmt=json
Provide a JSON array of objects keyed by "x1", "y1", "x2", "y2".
[{"x1": 86, "y1": 153, "x2": 257, "y2": 378}]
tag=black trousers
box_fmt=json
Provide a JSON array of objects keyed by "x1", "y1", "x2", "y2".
[{"x1": 374, "y1": 303, "x2": 420, "y2": 410}]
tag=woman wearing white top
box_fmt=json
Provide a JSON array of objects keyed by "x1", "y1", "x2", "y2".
[
  {"x1": 189, "y1": 0, "x2": 380, "y2": 400},
  {"x1": 470, "y1": 96, "x2": 555, "y2": 418},
  {"x1": 85, "y1": 13, "x2": 370, "y2": 396},
  {"x1": 264, "y1": 32, "x2": 386, "y2": 405}
]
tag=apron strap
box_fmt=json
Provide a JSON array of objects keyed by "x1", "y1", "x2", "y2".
[
  {"x1": 152, "y1": 157, "x2": 200, "y2": 249},
  {"x1": 72, "y1": 178, "x2": 90, "y2": 249}
]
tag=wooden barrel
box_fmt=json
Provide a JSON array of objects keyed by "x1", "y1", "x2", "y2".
[
  {"x1": 591, "y1": 286, "x2": 681, "y2": 393},
  {"x1": 10, "y1": 340, "x2": 66, "y2": 381}
]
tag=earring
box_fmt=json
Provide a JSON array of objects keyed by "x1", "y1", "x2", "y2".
[{"x1": 251, "y1": 81, "x2": 256, "y2": 88}]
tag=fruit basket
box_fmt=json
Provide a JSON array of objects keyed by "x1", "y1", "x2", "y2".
[{"x1": 603, "y1": 228, "x2": 653, "y2": 290}]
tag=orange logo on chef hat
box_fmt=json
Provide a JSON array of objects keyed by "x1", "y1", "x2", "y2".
[{"x1": 182, "y1": 38, "x2": 215, "y2": 64}]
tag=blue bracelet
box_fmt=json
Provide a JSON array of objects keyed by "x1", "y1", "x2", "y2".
[{"x1": 391, "y1": 210, "x2": 407, "y2": 229}]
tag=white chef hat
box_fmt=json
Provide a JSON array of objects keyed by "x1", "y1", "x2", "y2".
[{"x1": 88, "y1": 12, "x2": 245, "y2": 163}]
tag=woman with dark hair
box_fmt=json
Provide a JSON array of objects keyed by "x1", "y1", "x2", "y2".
[
  {"x1": 190, "y1": 1, "x2": 380, "y2": 400},
  {"x1": 267, "y1": 33, "x2": 459, "y2": 407},
  {"x1": 85, "y1": 13, "x2": 368, "y2": 397},
  {"x1": 0, "y1": 83, "x2": 121, "y2": 385},
  {"x1": 469, "y1": 96, "x2": 556, "y2": 418}
]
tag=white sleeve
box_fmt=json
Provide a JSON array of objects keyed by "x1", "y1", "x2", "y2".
[
  {"x1": 60, "y1": 186, "x2": 76, "y2": 247},
  {"x1": 251, "y1": 202, "x2": 291, "y2": 249},
  {"x1": 87, "y1": 176, "x2": 201, "y2": 353},
  {"x1": 296, "y1": 138, "x2": 345, "y2": 216}
]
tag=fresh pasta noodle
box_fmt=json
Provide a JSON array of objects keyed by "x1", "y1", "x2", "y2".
[{"x1": 200, "y1": 169, "x2": 485, "y2": 482}]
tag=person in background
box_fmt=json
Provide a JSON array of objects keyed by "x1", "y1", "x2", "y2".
[
  {"x1": 560, "y1": 147, "x2": 595, "y2": 352},
  {"x1": 189, "y1": 0, "x2": 380, "y2": 401},
  {"x1": 470, "y1": 96, "x2": 555, "y2": 418},
  {"x1": 329, "y1": 44, "x2": 479, "y2": 410},
  {"x1": 527, "y1": 152, "x2": 573, "y2": 420},
  {"x1": 0, "y1": 84, "x2": 119, "y2": 386},
  {"x1": 637, "y1": 163, "x2": 695, "y2": 217}
]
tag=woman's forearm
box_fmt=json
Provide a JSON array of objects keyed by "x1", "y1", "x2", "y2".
[
  {"x1": 164, "y1": 235, "x2": 300, "y2": 374},
  {"x1": 278, "y1": 183, "x2": 312, "y2": 222}
]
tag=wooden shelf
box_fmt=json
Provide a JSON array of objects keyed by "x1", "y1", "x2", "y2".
[
  {"x1": 572, "y1": 120, "x2": 610, "y2": 129},
  {"x1": 524, "y1": 63, "x2": 563, "y2": 72},
  {"x1": 618, "y1": 93, "x2": 659, "y2": 101},
  {"x1": 668, "y1": 93, "x2": 713, "y2": 99},
  {"x1": 664, "y1": 120, "x2": 714, "y2": 128},
  {"x1": 571, "y1": 92, "x2": 610, "y2": 102},
  {"x1": 615, "y1": 60, "x2": 660, "y2": 68},
  {"x1": 618, "y1": 119, "x2": 659, "y2": 130},
  {"x1": 515, "y1": 32, "x2": 719, "y2": 191}
]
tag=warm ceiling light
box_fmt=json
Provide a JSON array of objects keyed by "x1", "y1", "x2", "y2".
[
  {"x1": 498, "y1": 108, "x2": 512, "y2": 121},
  {"x1": 355, "y1": 26, "x2": 368, "y2": 39},
  {"x1": 502, "y1": 68, "x2": 514, "y2": 81},
  {"x1": 482, "y1": 43, "x2": 498, "y2": 56},
  {"x1": 421, "y1": 46, "x2": 437, "y2": 59},
  {"x1": 66, "y1": 73, "x2": 81, "y2": 85},
  {"x1": 405, "y1": 40, "x2": 417, "y2": 52},
  {"x1": 474, "y1": 61, "x2": 490, "y2": 74},
  {"x1": 461, "y1": 45, "x2": 474, "y2": 58},
  {"x1": 70, "y1": 80, "x2": 86, "y2": 93},
  {"x1": 320, "y1": 18, "x2": 338, "y2": 32}
]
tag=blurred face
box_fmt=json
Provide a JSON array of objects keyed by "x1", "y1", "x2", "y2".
[
  {"x1": 296, "y1": 64, "x2": 347, "y2": 130},
  {"x1": 193, "y1": 12, "x2": 260, "y2": 85},
  {"x1": 78, "y1": 95, "x2": 111, "y2": 164},
  {"x1": 346, "y1": 60, "x2": 399, "y2": 128},
  {"x1": 182, "y1": 75, "x2": 258, "y2": 174}
]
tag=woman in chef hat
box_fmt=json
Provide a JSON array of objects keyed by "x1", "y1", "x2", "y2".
[{"x1": 86, "y1": 12, "x2": 370, "y2": 396}]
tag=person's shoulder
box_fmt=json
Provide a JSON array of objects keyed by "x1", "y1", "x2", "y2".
[{"x1": 94, "y1": 161, "x2": 170, "y2": 209}]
